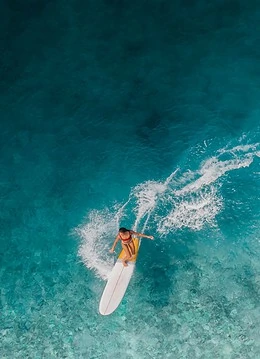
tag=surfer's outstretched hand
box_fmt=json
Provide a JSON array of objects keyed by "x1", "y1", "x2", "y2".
[
  {"x1": 149, "y1": 236, "x2": 154, "y2": 240},
  {"x1": 109, "y1": 249, "x2": 115, "y2": 253}
]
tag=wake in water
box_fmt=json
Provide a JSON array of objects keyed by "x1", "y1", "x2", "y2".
[{"x1": 76, "y1": 142, "x2": 260, "y2": 279}]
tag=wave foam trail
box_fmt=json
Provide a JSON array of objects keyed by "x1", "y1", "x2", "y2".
[
  {"x1": 176, "y1": 155, "x2": 253, "y2": 196},
  {"x1": 76, "y1": 209, "x2": 119, "y2": 279},
  {"x1": 133, "y1": 181, "x2": 167, "y2": 230},
  {"x1": 76, "y1": 172, "x2": 179, "y2": 278},
  {"x1": 133, "y1": 169, "x2": 179, "y2": 231},
  {"x1": 76, "y1": 142, "x2": 259, "y2": 278},
  {"x1": 158, "y1": 143, "x2": 259, "y2": 234},
  {"x1": 158, "y1": 187, "x2": 223, "y2": 232}
]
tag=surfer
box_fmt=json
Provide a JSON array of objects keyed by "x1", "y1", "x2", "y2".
[{"x1": 109, "y1": 227, "x2": 154, "y2": 266}]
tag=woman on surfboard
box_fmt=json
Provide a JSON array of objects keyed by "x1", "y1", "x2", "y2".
[{"x1": 109, "y1": 227, "x2": 154, "y2": 266}]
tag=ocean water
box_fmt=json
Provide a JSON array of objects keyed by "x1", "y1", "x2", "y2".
[{"x1": 1, "y1": 0, "x2": 260, "y2": 358}]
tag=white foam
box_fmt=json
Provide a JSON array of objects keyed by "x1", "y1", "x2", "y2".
[
  {"x1": 158, "y1": 143, "x2": 259, "y2": 234},
  {"x1": 217, "y1": 143, "x2": 259, "y2": 155},
  {"x1": 175, "y1": 155, "x2": 253, "y2": 196},
  {"x1": 76, "y1": 209, "x2": 118, "y2": 279},
  {"x1": 176, "y1": 142, "x2": 260, "y2": 196},
  {"x1": 158, "y1": 186, "x2": 223, "y2": 233},
  {"x1": 133, "y1": 169, "x2": 179, "y2": 230},
  {"x1": 133, "y1": 181, "x2": 167, "y2": 227},
  {"x1": 75, "y1": 142, "x2": 259, "y2": 278}
]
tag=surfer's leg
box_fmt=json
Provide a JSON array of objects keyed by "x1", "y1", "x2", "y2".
[
  {"x1": 122, "y1": 243, "x2": 131, "y2": 266},
  {"x1": 128, "y1": 241, "x2": 135, "y2": 258}
]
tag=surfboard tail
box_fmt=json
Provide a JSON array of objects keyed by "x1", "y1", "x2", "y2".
[{"x1": 99, "y1": 238, "x2": 140, "y2": 315}]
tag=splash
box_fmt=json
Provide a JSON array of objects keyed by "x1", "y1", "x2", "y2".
[
  {"x1": 158, "y1": 186, "x2": 223, "y2": 232},
  {"x1": 75, "y1": 209, "x2": 118, "y2": 279},
  {"x1": 76, "y1": 142, "x2": 259, "y2": 278},
  {"x1": 176, "y1": 144, "x2": 258, "y2": 196},
  {"x1": 132, "y1": 170, "x2": 178, "y2": 230}
]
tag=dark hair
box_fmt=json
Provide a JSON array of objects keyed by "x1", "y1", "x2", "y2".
[{"x1": 119, "y1": 227, "x2": 129, "y2": 233}]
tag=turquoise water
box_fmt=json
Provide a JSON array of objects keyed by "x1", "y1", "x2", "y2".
[{"x1": 1, "y1": 1, "x2": 260, "y2": 358}]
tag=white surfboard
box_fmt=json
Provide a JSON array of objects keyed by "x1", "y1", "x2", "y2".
[{"x1": 99, "y1": 238, "x2": 140, "y2": 315}]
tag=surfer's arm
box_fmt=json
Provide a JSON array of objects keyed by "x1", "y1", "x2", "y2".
[
  {"x1": 131, "y1": 231, "x2": 154, "y2": 240},
  {"x1": 109, "y1": 235, "x2": 120, "y2": 253}
]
